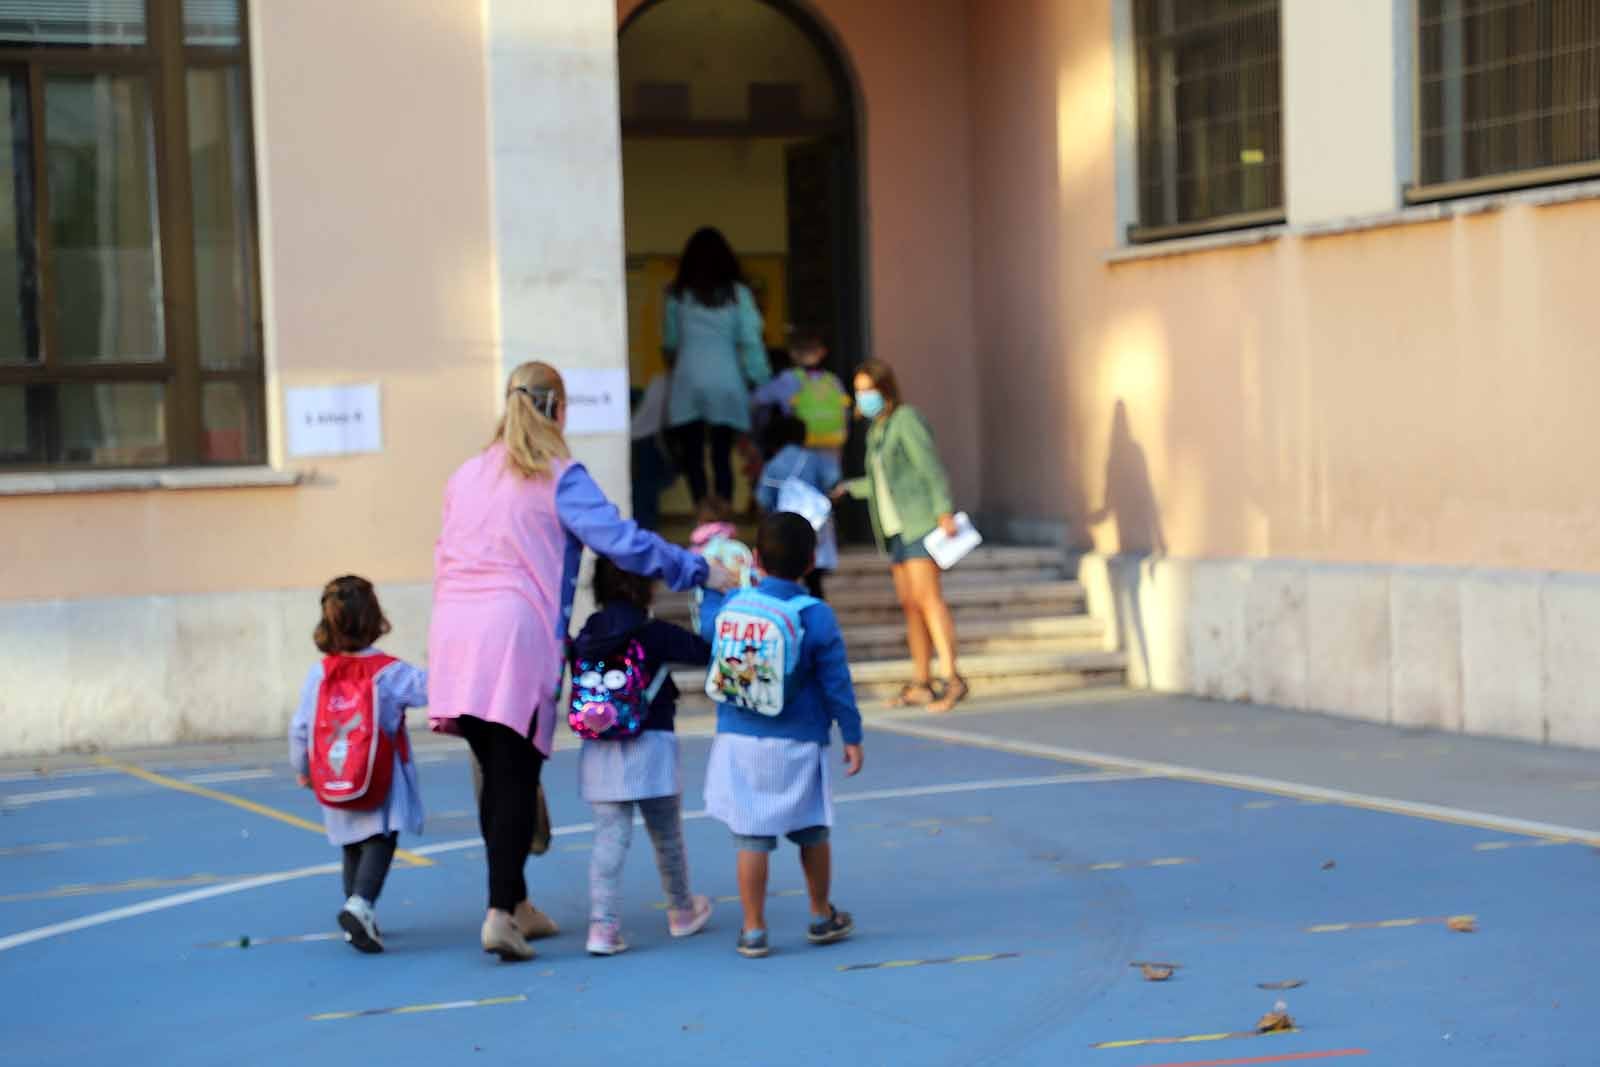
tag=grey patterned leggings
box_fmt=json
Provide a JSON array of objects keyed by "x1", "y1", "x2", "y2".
[{"x1": 589, "y1": 795, "x2": 693, "y2": 924}]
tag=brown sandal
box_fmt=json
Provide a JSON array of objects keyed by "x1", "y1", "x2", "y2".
[
  {"x1": 927, "y1": 675, "x2": 969, "y2": 714},
  {"x1": 888, "y1": 681, "x2": 940, "y2": 708}
]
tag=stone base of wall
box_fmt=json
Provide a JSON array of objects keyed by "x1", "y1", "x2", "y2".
[
  {"x1": 980, "y1": 514, "x2": 1598, "y2": 751},
  {"x1": 0, "y1": 584, "x2": 433, "y2": 757}
]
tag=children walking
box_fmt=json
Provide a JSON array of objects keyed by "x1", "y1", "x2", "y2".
[
  {"x1": 290, "y1": 576, "x2": 427, "y2": 954},
  {"x1": 699, "y1": 512, "x2": 863, "y2": 958},
  {"x1": 757, "y1": 412, "x2": 839, "y2": 599},
  {"x1": 749, "y1": 326, "x2": 851, "y2": 475},
  {"x1": 570, "y1": 557, "x2": 716, "y2": 955}
]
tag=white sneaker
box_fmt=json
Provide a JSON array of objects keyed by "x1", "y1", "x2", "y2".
[{"x1": 338, "y1": 895, "x2": 383, "y2": 954}]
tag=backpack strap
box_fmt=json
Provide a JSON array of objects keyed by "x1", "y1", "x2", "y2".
[{"x1": 643, "y1": 666, "x2": 670, "y2": 705}]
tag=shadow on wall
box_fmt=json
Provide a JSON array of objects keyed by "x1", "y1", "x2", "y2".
[{"x1": 1087, "y1": 398, "x2": 1166, "y2": 683}]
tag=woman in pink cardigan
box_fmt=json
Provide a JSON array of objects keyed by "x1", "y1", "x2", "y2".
[{"x1": 429, "y1": 361, "x2": 732, "y2": 962}]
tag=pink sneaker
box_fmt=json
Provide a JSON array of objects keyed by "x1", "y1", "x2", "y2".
[
  {"x1": 586, "y1": 920, "x2": 628, "y2": 956},
  {"x1": 667, "y1": 894, "x2": 714, "y2": 938}
]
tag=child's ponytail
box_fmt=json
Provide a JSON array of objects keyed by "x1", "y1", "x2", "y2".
[{"x1": 496, "y1": 361, "x2": 570, "y2": 480}]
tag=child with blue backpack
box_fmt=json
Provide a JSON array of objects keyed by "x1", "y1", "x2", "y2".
[
  {"x1": 568, "y1": 556, "x2": 716, "y2": 956},
  {"x1": 699, "y1": 512, "x2": 863, "y2": 958}
]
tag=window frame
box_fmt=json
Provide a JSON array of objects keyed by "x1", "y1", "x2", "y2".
[
  {"x1": 0, "y1": 0, "x2": 265, "y2": 470},
  {"x1": 1128, "y1": 0, "x2": 1287, "y2": 244},
  {"x1": 1407, "y1": 0, "x2": 1600, "y2": 204}
]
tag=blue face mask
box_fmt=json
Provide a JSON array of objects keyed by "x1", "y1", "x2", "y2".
[{"x1": 856, "y1": 389, "x2": 885, "y2": 419}]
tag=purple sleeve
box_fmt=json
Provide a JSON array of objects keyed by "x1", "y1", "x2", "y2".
[{"x1": 557, "y1": 463, "x2": 709, "y2": 592}]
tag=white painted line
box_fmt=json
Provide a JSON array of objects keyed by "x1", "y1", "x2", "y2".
[
  {"x1": 872, "y1": 718, "x2": 1600, "y2": 846},
  {"x1": 184, "y1": 769, "x2": 274, "y2": 785},
  {"x1": 0, "y1": 767, "x2": 115, "y2": 784},
  {"x1": 0, "y1": 862, "x2": 339, "y2": 954},
  {"x1": 1, "y1": 787, "x2": 96, "y2": 808},
  {"x1": 410, "y1": 770, "x2": 1148, "y2": 857}
]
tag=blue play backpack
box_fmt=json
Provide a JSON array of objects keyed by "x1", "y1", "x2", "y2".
[{"x1": 703, "y1": 589, "x2": 819, "y2": 716}]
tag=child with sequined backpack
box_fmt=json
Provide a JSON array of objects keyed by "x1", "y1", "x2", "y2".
[{"x1": 568, "y1": 556, "x2": 716, "y2": 955}]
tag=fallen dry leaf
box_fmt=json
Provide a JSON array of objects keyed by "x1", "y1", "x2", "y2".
[
  {"x1": 1257, "y1": 979, "x2": 1305, "y2": 991},
  {"x1": 1321, "y1": 860, "x2": 1337, "y2": 871},
  {"x1": 1256, "y1": 1009, "x2": 1295, "y2": 1033},
  {"x1": 1141, "y1": 964, "x2": 1174, "y2": 981},
  {"x1": 1447, "y1": 916, "x2": 1477, "y2": 933}
]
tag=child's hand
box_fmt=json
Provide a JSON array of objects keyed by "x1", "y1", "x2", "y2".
[
  {"x1": 842, "y1": 744, "x2": 864, "y2": 777},
  {"x1": 296, "y1": 773, "x2": 311, "y2": 789},
  {"x1": 705, "y1": 560, "x2": 738, "y2": 592}
]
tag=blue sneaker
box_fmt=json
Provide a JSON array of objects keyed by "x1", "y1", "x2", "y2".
[
  {"x1": 807, "y1": 907, "x2": 854, "y2": 945},
  {"x1": 736, "y1": 928, "x2": 770, "y2": 958}
]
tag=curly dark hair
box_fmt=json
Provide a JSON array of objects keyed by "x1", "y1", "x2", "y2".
[{"x1": 593, "y1": 556, "x2": 654, "y2": 612}]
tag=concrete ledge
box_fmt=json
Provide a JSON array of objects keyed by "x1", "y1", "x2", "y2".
[
  {"x1": 1072, "y1": 551, "x2": 1600, "y2": 752},
  {"x1": 0, "y1": 467, "x2": 304, "y2": 497}
]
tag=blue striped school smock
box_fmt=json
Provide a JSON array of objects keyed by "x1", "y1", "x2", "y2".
[{"x1": 703, "y1": 734, "x2": 834, "y2": 837}]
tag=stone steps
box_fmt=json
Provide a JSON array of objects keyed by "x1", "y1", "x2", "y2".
[{"x1": 658, "y1": 579, "x2": 1088, "y2": 628}]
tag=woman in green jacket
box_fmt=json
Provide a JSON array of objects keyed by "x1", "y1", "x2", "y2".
[{"x1": 835, "y1": 359, "x2": 968, "y2": 712}]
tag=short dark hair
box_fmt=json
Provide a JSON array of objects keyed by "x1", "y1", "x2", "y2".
[
  {"x1": 788, "y1": 324, "x2": 828, "y2": 350},
  {"x1": 314, "y1": 576, "x2": 391, "y2": 654},
  {"x1": 760, "y1": 411, "x2": 807, "y2": 459},
  {"x1": 594, "y1": 556, "x2": 654, "y2": 611},
  {"x1": 756, "y1": 512, "x2": 817, "y2": 580}
]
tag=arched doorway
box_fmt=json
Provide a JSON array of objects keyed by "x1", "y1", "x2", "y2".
[{"x1": 618, "y1": 0, "x2": 865, "y2": 531}]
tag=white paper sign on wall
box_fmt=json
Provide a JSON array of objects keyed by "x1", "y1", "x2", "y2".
[
  {"x1": 559, "y1": 367, "x2": 629, "y2": 436},
  {"x1": 284, "y1": 383, "x2": 383, "y2": 457}
]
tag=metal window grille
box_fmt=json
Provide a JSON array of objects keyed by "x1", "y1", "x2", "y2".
[
  {"x1": 1415, "y1": 0, "x2": 1600, "y2": 198},
  {"x1": 1133, "y1": 0, "x2": 1284, "y2": 242}
]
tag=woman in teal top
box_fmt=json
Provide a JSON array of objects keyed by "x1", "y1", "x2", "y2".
[
  {"x1": 662, "y1": 227, "x2": 771, "y2": 509},
  {"x1": 836, "y1": 359, "x2": 968, "y2": 712}
]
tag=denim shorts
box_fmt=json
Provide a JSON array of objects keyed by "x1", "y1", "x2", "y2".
[
  {"x1": 886, "y1": 534, "x2": 932, "y2": 565},
  {"x1": 732, "y1": 825, "x2": 830, "y2": 852}
]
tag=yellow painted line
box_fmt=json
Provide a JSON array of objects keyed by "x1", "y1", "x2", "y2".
[
  {"x1": 0, "y1": 873, "x2": 231, "y2": 903},
  {"x1": 1473, "y1": 837, "x2": 1571, "y2": 852},
  {"x1": 653, "y1": 889, "x2": 803, "y2": 910},
  {"x1": 1077, "y1": 857, "x2": 1194, "y2": 873},
  {"x1": 93, "y1": 757, "x2": 432, "y2": 868},
  {"x1": 1306, "y1": 913, "x2": 1474, "y2": 934},
  {"x1": 1094, "y1": 1028, "x2": 1298, "y2": 1050},
  {"x1": 312, "y1": 994, "x2": 525, "y2": 1022},
  {"x1": 839, "y1": 951, "x2": 1019, "y2": 973}
]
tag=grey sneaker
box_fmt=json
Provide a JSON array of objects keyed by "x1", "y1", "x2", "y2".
[
  {"x1": 736, "y1": 928, "x2": 770, "y2": 958},
  {"x1": 807, "y1": 907, "x2": 854, "y2": 945}
]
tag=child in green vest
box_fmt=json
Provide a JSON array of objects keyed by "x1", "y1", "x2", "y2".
[{"x1": 750, "y1": 327, "x2": 851, "y2": 481}]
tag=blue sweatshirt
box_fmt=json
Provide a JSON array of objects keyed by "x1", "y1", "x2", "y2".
[
  {"x1": 571, "y1": 600, "x2": 711, "y2": 733},
  {"x1": 698, "y1": 576, "x2": 863, "y2": 746}
]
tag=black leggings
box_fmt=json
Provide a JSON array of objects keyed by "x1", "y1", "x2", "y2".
[
  {"x1": 457, "y1": 715, "x2": 546, "y2": 911},
  {"x1": 341, "y1": 832, "x2": 397, "y2": 904},
  {"x1": 670, "y1": 420, "x2": 736, "y2": 504}
]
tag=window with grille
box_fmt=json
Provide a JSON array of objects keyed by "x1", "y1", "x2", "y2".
[
  {"x1": 1415, "y1": 0, "x2": 1600, "y2": 199},
  {"x1": 1132, "y1": 0, "x2": 1284, "y2": 242},
  {"x1": 0, "y1": 0, "x2": 262, "y2": 469}
]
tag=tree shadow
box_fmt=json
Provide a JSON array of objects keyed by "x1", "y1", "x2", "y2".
[{"x1": 1087, "y1": 399, "x2": 1167, "y2": 684}]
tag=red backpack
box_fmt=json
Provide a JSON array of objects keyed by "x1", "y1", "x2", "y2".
[{"x1": 310, "y1": 654, "x2": 408, "y2": 810}]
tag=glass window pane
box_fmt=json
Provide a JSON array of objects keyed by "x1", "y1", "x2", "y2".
[
  {"x1": 46, "y1": 73, "x2": 164, "y2": 365},
  {"x1": 0, "y1": 381, "x2": 166, "y2": 465},
  {"x1": 200, "y1": 380, "x2": 259, "y2": 462},
  {"x1": 187, "y1": 67, "x2": 257, "y2": 370},
  {"x1": 0, "y1": 69, "x2": 37, "y2": 365},
  {"x1": 184, "y1": 0, "x2": 241, "y2": 47},
  {"x1": 0, "y1": 0, "x2": 146, "y2": 46}
]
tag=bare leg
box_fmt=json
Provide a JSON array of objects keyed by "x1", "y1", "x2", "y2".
[
  {"x1": 798, "y1": 841, "x2": 832, "y2": 919},
  {"x1": 891, "y1": 563, "x2": 934, "y2": 690},
  {"x1": 906, "y1": 560, "x2": 966, "y2": 711},
  {"x1": 737, "y1": 849, "x2": 770, "y2": 933}
]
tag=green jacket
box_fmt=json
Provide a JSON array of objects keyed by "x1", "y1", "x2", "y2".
[{"x1": 844, "y1": 405, "x2": 954, "y2": 553}]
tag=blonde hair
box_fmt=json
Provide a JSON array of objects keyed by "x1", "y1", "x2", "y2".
[{"x1": 495, "y1": 361, "x2": 570, "y2": 479}]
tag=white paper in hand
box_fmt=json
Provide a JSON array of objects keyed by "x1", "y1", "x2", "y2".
[{"x1": 922, "y1": 512, "x2": 983, "y2": 570}]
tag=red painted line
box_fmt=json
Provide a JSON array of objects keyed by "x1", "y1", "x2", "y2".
[{"x1": 1136, "y1": 1049, "x2": 1368, "y2": 1067}]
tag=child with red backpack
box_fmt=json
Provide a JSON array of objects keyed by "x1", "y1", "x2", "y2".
[
  {"x1": 568, "y1": 556, "x2": 716, "y2": 956},
  {"x1": 290, "y1": 576, "x2": 427, "y2": 954}
]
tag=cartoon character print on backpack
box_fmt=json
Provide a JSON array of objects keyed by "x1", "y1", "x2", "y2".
[
  {"x1": 704, "y1": 591, "x2": 818, "y2": 717},
  {"x1": 568, "y1": 638, "x2": 658, "y2": 740}
]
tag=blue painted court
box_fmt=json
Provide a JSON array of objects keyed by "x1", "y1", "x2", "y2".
[{"x1": 1, "y1": 701, "x2": 1596, "y2": 1066}]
